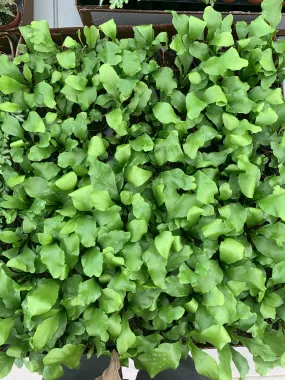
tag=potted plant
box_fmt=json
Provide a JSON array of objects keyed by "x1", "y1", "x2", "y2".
[
  {"x1": 1, "y1": 0, "x2": 285, "y2": 379},
  {"x1": 0, "y1": 0, "x2": 20, "y2": 30}
]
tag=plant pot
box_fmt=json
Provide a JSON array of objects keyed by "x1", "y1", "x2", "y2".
[
  {"x1": 49, "y1": 355, "x2": 207, "y2": 380},
  {"x1": 0, "y1": 3, "x2": 20, "y2": 31}
]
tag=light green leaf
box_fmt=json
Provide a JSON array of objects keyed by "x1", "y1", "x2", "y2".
[
  {"x1": 0, "y1": 353, "x2": 14, "y2": 379},
  {"x1": 40, "y1": 244, "x2": 65, "y2": 279},
  {"x1": 117, "y1": 314, "x2": 137, "y2": 355},
  {"x1": 56, "y1": 51, "x2": 76, "y2": 69},
  {"x1": 190, "y1": 341, "x2": 219, "y2": 380},
  {"x1": 27, "y1": 280, "x2": 59, "y2": 318},
  {"x1": 81, "y1": 247, "x2": 103, "y2": 278},
  {"x1": 0, "y1": 317, "x2": 14, "y2": 346},
  {"x1": 32, "y1": 313, "x2": 60, "y2": 350},
  {"x1": 55, "y1": 172, "x2": 77, "y2": 191},
  {"x1": 86, "y1": 309, "x2": 109, "y2": 341},
  {"x1": 43, "y1": 344, "x2": 84, "y2": 369},
  {"x1": 153, "y1": 102, "x2": 180, "y2": 124},
  {"x1": 220, "y1": 238, "x2": 244, "y2": 264},
  {"x1": 23, "y1": 111, "x2": 45, "y2": 133}
]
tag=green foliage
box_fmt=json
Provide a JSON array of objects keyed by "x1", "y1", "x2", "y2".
[{"x1": 0, "y1": 1, "x2": 285, "y2": 379}]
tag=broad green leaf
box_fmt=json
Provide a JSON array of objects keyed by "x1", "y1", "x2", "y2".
[
  {"x1": 0, "y1": 317, "x2": 14, "y2": 345},
  {"x1": 230, "y1": 347, "x2": 250, "y2": 380},
  {"x1": 99, "y1": 19, "x2": 116, "y2": 41},
  {"x1": 262, "y1": 0, "x2": 283, "y2": 28},
  {"x1": 86, "y1": 309, "x2": 109, "y2": 341},
  {"x1": 192, "y1": 325, "x2": 231, "y2": 350},
  {"x1": 23, "y1": 111, "x2": 45, "y2": 133},
  {"x1": 153, "y1": 67, "x2": 177, "y2": 95},
  {"x1": 65, "y1": 75, "x2": 87, "y2": 91},
  {"x1": 117, "y1": 314, "x2": 137, "y2": 355},
  {"x1": 40, "y1": 244, "x2": 65, "y2": 279},
  {"x1": 56, "y1": 51, "x2": 76, "y2": 69},
  {"x1": 0, "y1": 75, "x2": 25, "y2": 94},
  {"x1": 81, "y1": 247, "x2": 103, "y2": 278},
  {"x1": 258, "y1": 190, "x2": 285, "y2": 221},
  {"x1": 43, "y1": 344, "x2": 84, "y2": 369},
  {"x1": 153, "y1": 102, "x2": 180, "y2": 124},
  {"x1": 0, "y1": 353, "x2": 14, "y2": 379},
  {"x1": 27, "y1": 280, "x2": 59, "y2": 318},
  {"x1": 202, "y1": 48, "x2": 248, "y2": 76},
  {"x1": 195, "y1": 170, "x2": 218, "y2": 204},
  {"x1": 32, "y1": 313, "x2": 60, "y2": 350},
  {"x1": 55, "y1": 172, "x2": 77, "y2": 191},
  {"x1": 219, "y1": 345, "x2": 232, "y2": 380},
  {"x1": 220, "y1": 238, "x2": 244, "y2": 264},
  {"x1": 99, "y1": 289, "x2": 123, "y2": 314},
  {"x1": 135, "y1": 342, "x2": 181, "y2": 378},
  {"x1": 125, "y1": 166, "x2": 152, "y2": 187},
  {"x1": 189, "y1": 341, "x2": 219, "y2": 380},
  {"x1": 72, "y1": 279, "x2": 101, "y2": 307},
  {"x1": 121, "y1": 50, "x2": 141, "y2": 76}
]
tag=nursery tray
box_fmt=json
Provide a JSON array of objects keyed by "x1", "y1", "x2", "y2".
[
  {"x1": 78, "y1": 0, "x2": 285, "y2": 13},
  {"x1": 0, "y1": 32, "x2": 18, "y2": 57},
  {"x1": 76, "y1": 0, "x2": 285, "y2": 35}
]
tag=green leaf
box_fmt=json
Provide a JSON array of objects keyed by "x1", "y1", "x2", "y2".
[
  {"x1": 99, "y1": 289, "x2": 123, "y2": 314},
  {"x1": 125, "y1": 166, "x2": 152, "y2": 187},
  {"x1": 36, "y1": 81, "x2": 56, "y2": 108},
  {"x1": 153, "y1": 102, "x2": 180, "y2": 124},
  {"x1": 219, "y1": 238, "x2": 244, "y2": 264},
  {"x1": 258, "y1": 189, "x2": 285, "y2": 221},
  {"x1": 121, "y1": 50, "x2": 141, "y2": 76},
  {"x1": 0, "y1": 353, "x2": 14, "y2": 379},
  {"x1": 57, "y1": 51, "x2": 76, "y2": 69},
  {"x1": 189, "y1": 341, "x2": 219, "y2": 380},
  {"x1": 99, "y1": 19, "x2": 117, "y2": 41},
  {"x1": 76, "y1": 215, "x2": 97, "y2": 248},
  {"x1": 32, "y1": 313, "x2": 60, "y2": 350},
  {"x1": 202, "y1": 48, "x2": 248, "y2": 76},
  {"x1": 65, "y1": 75, "x2": 88, "y2": 91},
  {"x1": 0, "y1": 75, "x2": 25, "y2": 94},
  {"x1": 188, "y1": 16, "x2": 206, "y2": 40},
  {"x1": 89, "y1": 160, "x2": 118, "y2": 199},
  {"x1": 0, "y1": 317, "x2": 14, "y2": 345},
  {"x1": 230, "y1": 347, "x2": 250, "y2": 380},
  {"x1": 27, "y1": 280, "x2": 59, "y2": 318},
  {"x1": 55, "y1": 172, "x2": 77, "y2": 191},
  {"x1": 88, "y1": 136, "x2": 106, "y2": 158},
  {"x1": 72, "y1": 279, "x2": 101, "y2": 308},
  {"x1": 86, "y1": 309, "x2": 109, "y2": 341},
  {"x1": 192, "y1": 325, "x2": 231, "y2": 350},
  {"x1": 262, "y1": 0, "x2": 283, "y2": 28},
  {"x1": 135, "y1": 342, "x2": 181, "y2": 378},
  {"x1": 117, "y1": 314, "x2": 137, "y2": 355},
  {"x1": 106, "y1": 108, "x2": 127, "y2": 137},
  {"x1": 81, "y1": 247, "x2": 103, "y2": 278},
  {"x1": 218, "y1": 345, "x2": 232, "y2": 380},
  {"x1": 40, "y1": 244, "x2": 65, "y2": 279},
  {"x1": 1, "y1": 114, "x2": 23, "y2": 138},
  {"x1": 195, "y1": 170, "x2": 218, "y2": 204},
  {"x1": 153, "y1": 67, "x2": 177, "y2": 95},
  {"x1": 268, "y1": 261, "x2": 285, "y2": 286},
  {"x1": 69, "y1": 185, "x2": 94, "y2": 212},
  {"x1": 43, "y1": 344, "x2": 84, "y2": 369},
  {"x1": 23, "y1": 111, "x2": 45, "y2": 133}
]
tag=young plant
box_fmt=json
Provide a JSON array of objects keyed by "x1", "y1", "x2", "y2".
[{"x1": 0, "y1": 0, "x2": 285, "y2": 379}]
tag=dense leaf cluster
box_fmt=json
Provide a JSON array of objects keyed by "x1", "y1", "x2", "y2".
[{"x1": 1, "y1": 0, "x2": 285, "y2": 379}]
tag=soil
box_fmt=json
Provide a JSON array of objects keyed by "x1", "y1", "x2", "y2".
[{"x1": 0, "y1": 2, "x2": 17, "y2": 26}]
